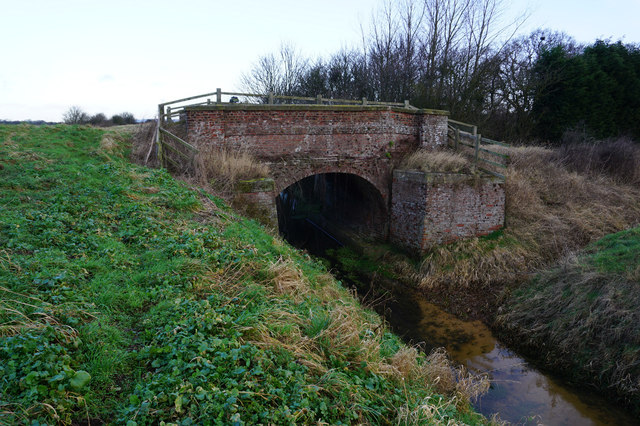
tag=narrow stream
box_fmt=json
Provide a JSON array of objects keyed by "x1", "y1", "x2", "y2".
[
  {"x1": 283, "y1": 218, "x2": 637, "y2": 425},
  {"x1": 378, "y1": 279, "x2": 637, "y2": 425}
]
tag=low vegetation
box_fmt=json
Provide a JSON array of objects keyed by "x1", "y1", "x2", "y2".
[
  {"x1": 400, "y1": 139, "x2": 640, "y2": 294},
  {"x1": 193, "y1": 144, "x2": 269, "y2": 195},
  {"x1": 496, "y1": 227, "x2": 640, "y2": 411},
  {"x1": 0, "y1": 124, "x2": 490, "y2": 424},
  {"x1": 400, "y1": 149, "x2": 472, "y2": 174}
]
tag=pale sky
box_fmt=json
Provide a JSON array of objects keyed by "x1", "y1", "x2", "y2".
[{"x1": 1, "y1": 0, "x2": 639, "y2": 122}]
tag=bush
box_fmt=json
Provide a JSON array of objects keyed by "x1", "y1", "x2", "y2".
[
  {"x1": 88, "y1": 113, "x2": 109, "y2": 127},
  {"x1": 556, "y1": 136, "x2": 640, "y2": 184},
  {"x1": 111, "y1": 112, "x2": 136, "y2": 125}
]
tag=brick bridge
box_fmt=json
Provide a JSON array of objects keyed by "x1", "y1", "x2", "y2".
[{"x1": 158, "y1": 92, "x2": 505, "y2": 253}]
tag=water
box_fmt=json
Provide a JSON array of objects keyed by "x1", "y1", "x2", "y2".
[
  {"x1": 281, "y1": 218, "x2": 637, "y2": 425},
  {"x1": 377, "y1": 279, "x2": 637, "y2": 425}
]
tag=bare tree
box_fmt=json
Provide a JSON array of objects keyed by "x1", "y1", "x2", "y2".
[
  {"x1": 63, "y1": 106, "x2": 89, "y2": 124},
  {"x1": 240, "y1": 43, "x2": 309, "y2": 97}
]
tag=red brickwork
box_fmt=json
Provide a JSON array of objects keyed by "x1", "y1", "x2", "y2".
[
  {"x1": 390, "y1": 170, "x2": 505, "y2": 252},
  {"x1": 185, "y1": 105, "x2": 447, "y2": 201},
  {"x1": 184, "y1": 105, "x2": 505, "y2": 253}
]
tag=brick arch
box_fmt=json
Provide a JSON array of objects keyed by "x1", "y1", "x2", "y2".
[{"x1": 269, "y1": 163, "x2": 390, "y2": 203}]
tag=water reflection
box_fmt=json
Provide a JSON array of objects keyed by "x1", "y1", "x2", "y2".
[{"x1": 382, "y1": 284, "x2": 636, "y2": 425}]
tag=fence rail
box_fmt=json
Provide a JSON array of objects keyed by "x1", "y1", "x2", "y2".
[{"x1": 447, "y1": 120, "x2": 509, "y2": 180}]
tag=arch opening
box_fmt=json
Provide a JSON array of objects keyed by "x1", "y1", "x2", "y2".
[{"x1": 276, "y1": 173, "x2": 387, "y2": 253}]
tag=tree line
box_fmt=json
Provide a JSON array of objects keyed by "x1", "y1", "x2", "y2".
[
  {"x1": 242, "y1": 0, "x2": 640, "y2": 143},
  {"x1": 63, "y1": 106, "x2": 138, "y2": 127}
]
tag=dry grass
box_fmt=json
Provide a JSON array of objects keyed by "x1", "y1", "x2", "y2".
[
  {"x1": 496, "y1": 257, "x2": 640, "y2": 407},
  {"x1": 193, "y1": 144, "x2": 269, "y2": 195},
  {"x1": 129, "y1": 121, "x2": 158, "y2": 166},
  {"x1": 557, "y1": 136, "x2": 640, "y2": 185},
  {"x1": 401, "y1": 149, "x2": 471, "y2": 173},
  {"x1": 413, "y1": 144, "x2": 640, "y2": 291},
  {"x1": 0, "y1": 287, "x2": 79, "y2": 343}
]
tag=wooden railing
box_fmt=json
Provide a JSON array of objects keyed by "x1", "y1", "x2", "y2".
[
  {"x1": 157, "y1": 88, "x2": 411, "y2": 124},
  {"x1": 155, "y1": 88, "x2": 413, "y2": 170},
  {"x1": 447, "y1": 119, "x2": 509, "y2": 179}
]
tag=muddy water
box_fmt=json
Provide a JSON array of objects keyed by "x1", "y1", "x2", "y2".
[{"x1": 380, "y1": 280, "x2": 637, "y2": 425}]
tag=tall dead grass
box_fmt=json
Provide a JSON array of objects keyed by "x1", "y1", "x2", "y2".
[
  {"x1": 415, "y1": 143, "x2": 640, "y2": 291},
  {"x1": 129, "y1": 121, "x2": 158, "y2": 166},
  {"x1": 193, "y1": 144, "x2": 269, "y2": 195},
  {"x1": 401, "y1": 149, "x2": 471, "y2": 173},
  {"x1": 556, "y1": 137, "x2": 640, "y2": 185},
  {"x1": 187, "y1": 124, "x2": 269, "y2": 196}
]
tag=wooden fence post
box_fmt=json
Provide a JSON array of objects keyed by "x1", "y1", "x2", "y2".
[
  {"x1": 268, "y1": 92, "x2": 274, "y2": 105},
  {"x1": 216, "y1": 88, "x2": 222, "y2": 103},
  {"x1": 156, "y1": 104, "x2": 164, "y2": 167},
  {"x1": 455, "y1": 128, "x2": 460, "y2": 151},
  {"x1": 316, "y1": 94, "x2": 322, "y2": 104},
  {"x1": 474, "y1": 133, "x2": 481, "y2": 170},
  {"x1": 362, "y1": 97, "x2": 367, "y2": 106}
]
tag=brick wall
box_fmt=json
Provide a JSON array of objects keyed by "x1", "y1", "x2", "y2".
[
  {"x1": 185, "y1": 105, "x2": 448, "y2": 200},
  {"x1": 390, "y1": 170, "x2": 505, "y2": 253}
]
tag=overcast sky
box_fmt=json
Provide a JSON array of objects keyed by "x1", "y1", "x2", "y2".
[{"x1": 2, "y1": 0, "x2": 639, "y2": 122}]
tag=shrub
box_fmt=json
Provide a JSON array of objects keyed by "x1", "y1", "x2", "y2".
[
  {"x1": 111, "y1": 112, "x2": 136, "y2": 125},
  {"x1": 556, "y1": 137, "x2": 640, "y2": 184},
  {"x1": 88, "y1": 113, "x2": 109, "y2": 127}
]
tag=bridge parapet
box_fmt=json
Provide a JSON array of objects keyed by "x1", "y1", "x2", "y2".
[{"x1": 185, "y1": 104, "x2": 448, "y2": 156}]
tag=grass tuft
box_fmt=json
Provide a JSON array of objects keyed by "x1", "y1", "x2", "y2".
[{"x1": 401, "y1": 149, "x2": 472, "y2": 173}]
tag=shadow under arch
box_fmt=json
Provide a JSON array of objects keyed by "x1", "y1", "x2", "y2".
[{"x1": 276, "y1": 172, "x2": 388, "y2": 253}]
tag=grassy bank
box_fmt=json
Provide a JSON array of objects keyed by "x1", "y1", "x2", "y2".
[
  {"x1": 496, "y1": 226, "x2": 640, "y2": 411},
  {"x1": 0, "y1": 124, "x2": 488, "y2": 424},
  {"x1": 346, "y1": 140, "x2": 640, "y2": 408},
  {"x1": 370, "y1": 142, "x2": 640, "y2": 318}
]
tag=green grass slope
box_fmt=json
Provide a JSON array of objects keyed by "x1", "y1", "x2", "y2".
[
  {"x1": 0, "y1": 125, "x2": 487, "y2": 425},
  {"x1": 496, "y1": 226, "x2": 640, "y2": 411}
]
